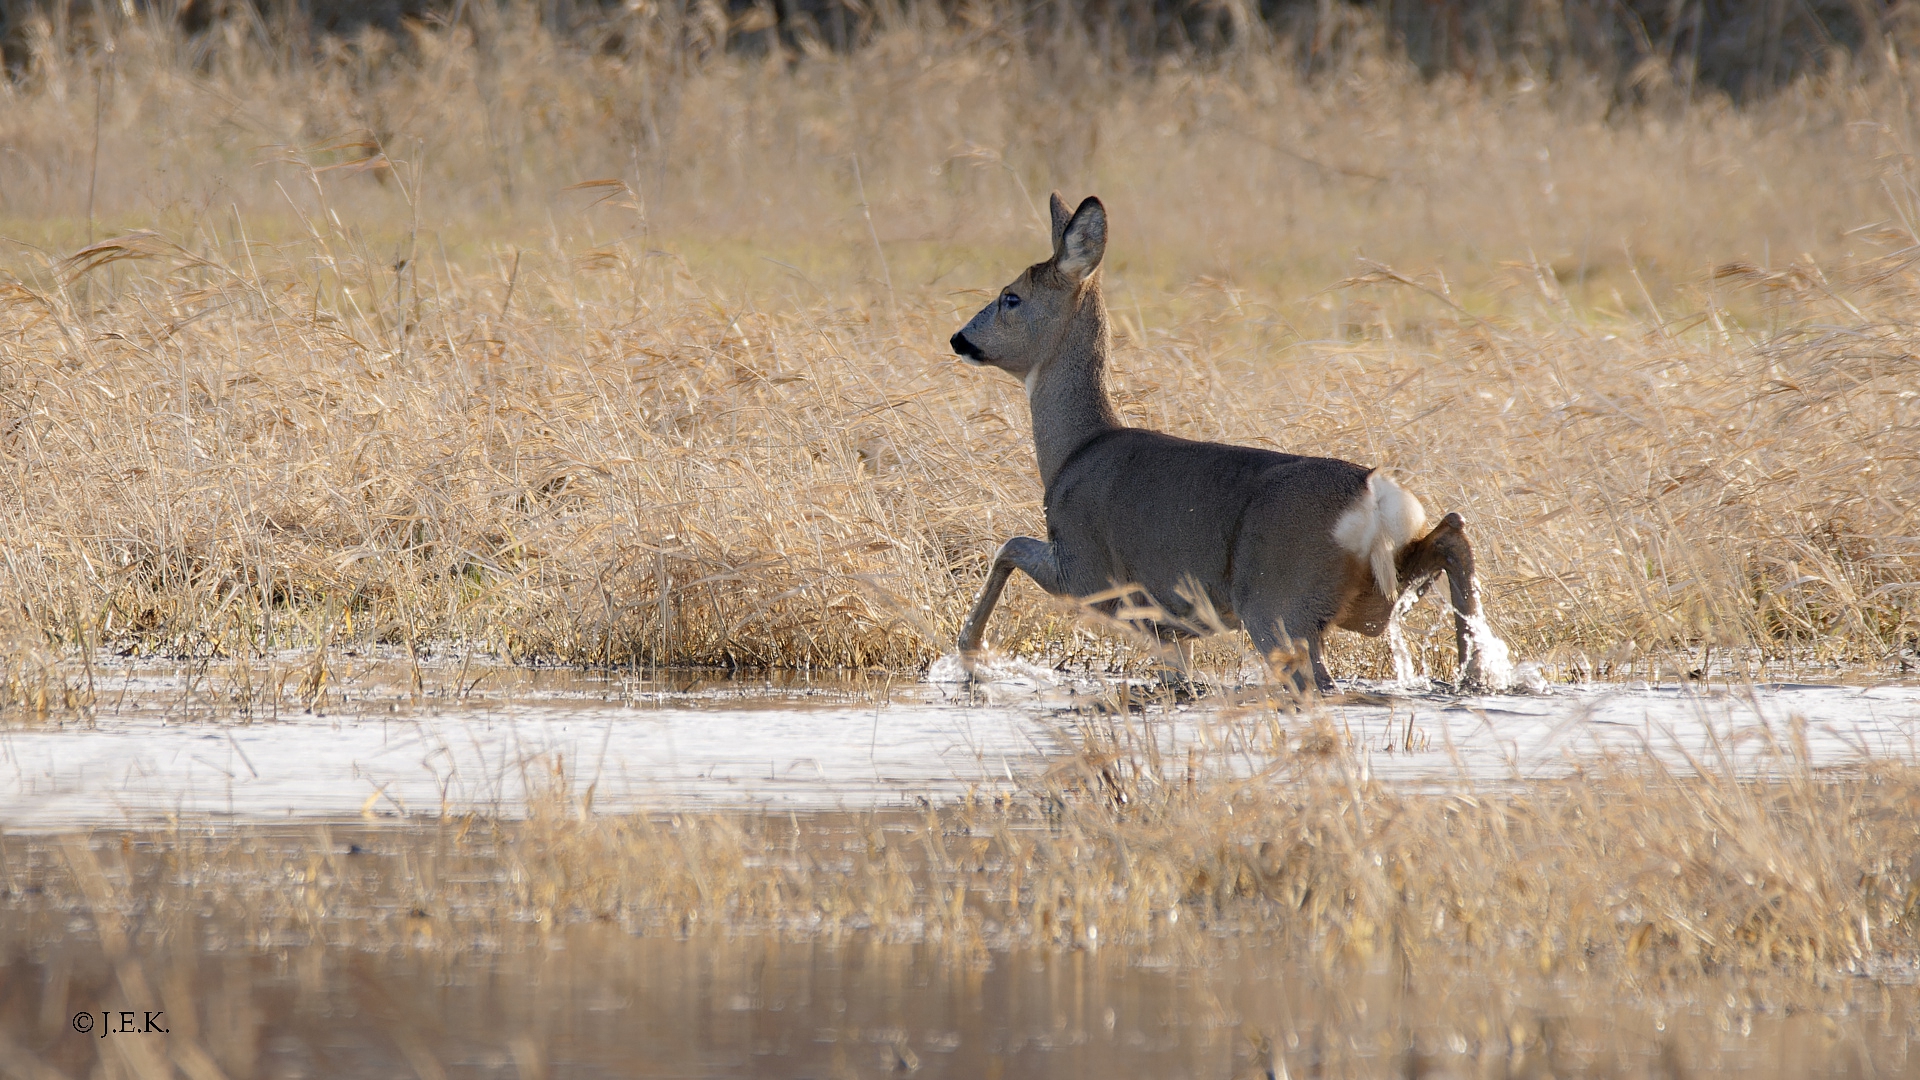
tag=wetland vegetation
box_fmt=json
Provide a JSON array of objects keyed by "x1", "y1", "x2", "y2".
[{"x1": 1, "y1": 1, "x2": 1918, "y2": 1075}]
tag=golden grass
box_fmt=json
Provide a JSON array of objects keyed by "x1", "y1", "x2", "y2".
[
  {"x1": 3, "y1": 736, "x2": 1917, "y2": 1074},
  {"x1": 493, "y1": 748, "x2": 1920, "y2": 991},
  {"x1": 0, "y1": 7, "x2": 1915, "y2": 688},
  {"x1": 1, "y1": 12, "x2": 1917, "y2": 1077}
]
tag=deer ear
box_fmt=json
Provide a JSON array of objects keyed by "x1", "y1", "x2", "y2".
[
  {"x1": 1056, "y1": 196, "x2": 1107, "y2": 281},
  {"x1": 1048, "y1": 191, "x2": 1073, "y2": 256}
]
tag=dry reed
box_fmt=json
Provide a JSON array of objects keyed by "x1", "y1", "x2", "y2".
[
  {"x1": 3, "y1": 734, "x2": 1918, "y2": 1074},
  {"x1": 0, "y1": 5, "x2": 1915, "y2": 689},
  {"x1": 1, "y1": 12, "x2": 1917, "y2": 1075}
]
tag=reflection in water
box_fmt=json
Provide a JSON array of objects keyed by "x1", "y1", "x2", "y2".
[
  {"x1": 0, "y1": 819, "x2": 1914, "y2": 1079},
  {"x1": 4, "y1": 924, "x2": 1913, "y2": 1078},
  {"x1": 5, "y1": 663, "x2": 1919, "y2": 1078}
]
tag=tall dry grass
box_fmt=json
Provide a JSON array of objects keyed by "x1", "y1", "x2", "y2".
[
  {"x1": 4, "y1": 739, "x2": 1918, "y2": 1074},
  {"x1": 491, "y1": 743, "x2": 1920, "y2": 989},
  {"x1": 0, "y1": 5, "x2": 1916, "y2": 683}
]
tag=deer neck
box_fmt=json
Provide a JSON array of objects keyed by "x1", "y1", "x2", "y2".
[{"x1": 1027, "y1": 282, "x2": 1123, "y2": 491}]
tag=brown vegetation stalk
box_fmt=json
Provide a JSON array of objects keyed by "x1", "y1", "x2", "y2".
[{"x1": 0, "y1": 7, "x2": 1916, "y2": 686}]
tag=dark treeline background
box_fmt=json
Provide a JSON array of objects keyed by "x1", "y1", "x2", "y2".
[{"x1": 0, "y1": 0, "x2": 1910, "y2": 99}]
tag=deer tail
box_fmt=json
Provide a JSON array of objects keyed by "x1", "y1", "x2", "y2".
[{"x1": 1332, "y1": 470, "x2": 1428, "y2": 599}]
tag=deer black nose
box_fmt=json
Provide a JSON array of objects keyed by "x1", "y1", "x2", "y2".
[{"x1": 950, "y1": 332, "x2": 984, "y2": 360}]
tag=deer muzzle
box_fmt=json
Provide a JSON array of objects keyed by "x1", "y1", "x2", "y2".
[{"x1": 950, "y1": 332, "x2": 985, "y2": 362}]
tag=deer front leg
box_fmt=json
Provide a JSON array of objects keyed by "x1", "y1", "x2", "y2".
[
  {"x1": 957, "y1": 537, "x2": 1064, "y2": 654},
  {"x1": 1395, "y1": 512, "x2": 1490, "y2": 687}
]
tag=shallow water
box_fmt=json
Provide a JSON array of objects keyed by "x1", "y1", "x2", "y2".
[
  {"x1": 5, "y1": 917, "x2": 1911, "y2": 1079},
  {"x1": 2, "y1": 657, "x2": 1917, "y2": 828},
  {"x1": 2, "y1": 816, "x2": 1914, "y2": 1080},
  {"x1": 5, "y1": 678, "x2": 1918, "y2": 1077}
]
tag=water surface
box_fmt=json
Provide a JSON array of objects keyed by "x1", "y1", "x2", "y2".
[{"x1": 3, "y1": 657, "x2": 1917, "y2": 828}]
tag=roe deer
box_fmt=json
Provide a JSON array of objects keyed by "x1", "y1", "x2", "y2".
[{"x1": 949, "y1": 192, "x2": 1506, "y2": 691}]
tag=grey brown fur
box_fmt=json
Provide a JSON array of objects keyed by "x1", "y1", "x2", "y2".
[{"x1": 950, "y1": 192, "x2": 1491, "y2": 691}]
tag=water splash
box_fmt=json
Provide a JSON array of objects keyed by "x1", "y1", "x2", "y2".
[
  {"x1": 1385, "y1": 586, "x2": 1424, "y2": 688},
  {"x1": 926, "y1": 651, "x2": 1059, "y2": 688},
  {"x1": 925, "y1": 652, "x2": 973, "y2": 684},
  {"x1": 1459, "y1": 611, "x2": 1515, "y2": 692}
]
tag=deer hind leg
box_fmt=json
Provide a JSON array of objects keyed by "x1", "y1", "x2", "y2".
[
  {"x1": 957, "y1": 537, "x2": 1065, "y2": 654},
  {"x1": 1246, "y1": 604, "x2": 1335, "y2": 695},
  {"x1": 1148, "y1": 634, "x2": 1204, "y2": 701},
  {"x1": 1393, "y1": 512, "x2": 1487, "y2": 686}
]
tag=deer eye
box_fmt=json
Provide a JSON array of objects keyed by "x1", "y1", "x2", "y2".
[{"x1": 1002, "y1": 292, "x2": 1021, "y2": 310}]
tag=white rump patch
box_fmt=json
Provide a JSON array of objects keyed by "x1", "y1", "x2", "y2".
[{"x1": 1332, "y1": 471, "x2": 1428, "y2": 599}]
